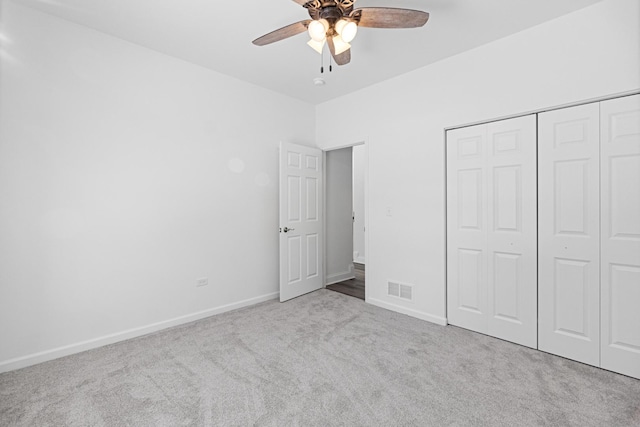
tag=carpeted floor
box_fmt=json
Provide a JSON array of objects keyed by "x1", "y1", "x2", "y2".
[{"x1": 1, "y1": 289, "x2": 639, "y2": 426}]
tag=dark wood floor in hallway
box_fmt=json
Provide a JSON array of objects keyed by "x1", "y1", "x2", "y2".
[{"x1": 326, "y1": 263, "x2": 365, "y2": 300}]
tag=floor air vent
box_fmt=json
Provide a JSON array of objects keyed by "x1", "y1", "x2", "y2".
[{"x1": 387, "y1": 281, "x2": 413, "y2": 301}]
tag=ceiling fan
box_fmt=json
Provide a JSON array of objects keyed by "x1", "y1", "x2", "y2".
[{"x1": 252, "y1": 0, "x2": 430, "y2": 66}]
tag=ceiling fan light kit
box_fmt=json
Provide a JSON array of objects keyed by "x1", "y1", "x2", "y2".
[
  {"x1": 307, "y1": 17, "x2": 356, "y2": 50},
  {"x1": 308, "y1": 18, "x2": 329, "y2": 41},
  {"x1": 307, "y1": 38, "x2": 326, "y2": 54},
  {"x1": 331, "y1": 34, "x2": 350, "y2": 55},
  {"x1": 334, "y1": 19, "x2": 357, "y2": 43},
  {"x1": 252, "y1": 0, "x2": 430, "y2": 67}
]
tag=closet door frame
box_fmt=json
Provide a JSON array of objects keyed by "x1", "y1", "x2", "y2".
[{"x1": 445, "y1": 91, "x2": 639, "y2": 362}]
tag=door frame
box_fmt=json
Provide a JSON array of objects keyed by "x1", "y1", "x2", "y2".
[{"x1": 323, "y1": 139, "x2": 370, "y2": 302}]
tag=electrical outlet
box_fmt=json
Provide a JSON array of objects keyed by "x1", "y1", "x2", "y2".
[{"x1": 196, "y1": 277, "x2": 208, "y2": 287}]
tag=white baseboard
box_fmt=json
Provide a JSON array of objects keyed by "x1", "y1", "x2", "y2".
[
  {"x1": 325, "y1": 270, "x2": 355, "y2": 286},
  {"x1": 367, "y1": 297, "x2": 447, "y2": 326},
  {"x1": 0, "y1": 291, "x2": 279, "y2": 374}
]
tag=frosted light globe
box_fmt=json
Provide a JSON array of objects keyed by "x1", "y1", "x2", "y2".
[
  {"x1": 308, "y1": 19, "x2": 329, "y2": 42},
  {"x1": 335, "y1": 19, "x2": 357, "y2": 43}
]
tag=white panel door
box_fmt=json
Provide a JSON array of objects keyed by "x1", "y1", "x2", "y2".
[
  {"x1": 279, "y1": 142, "x2": 323, "y2": 302},
  {"x1": 538, "y1": 103, "x2": 601, "y2": 366},
  {"x1": 486, "y1": 116, "x2": 537, "y2": 348},
  {"x1": 600, "y1": 94, "x2": 640, "y2": 379},
  {"x1": 447, "y1": 115, "x2": 537, "y2": 347},
  {"x1": 447, "y1": 123, "x2": 488, "y2": 334}
]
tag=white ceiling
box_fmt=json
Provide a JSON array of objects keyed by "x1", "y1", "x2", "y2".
[{"x1": 14, "y1": 0, "x2": 601, "y2": 104}]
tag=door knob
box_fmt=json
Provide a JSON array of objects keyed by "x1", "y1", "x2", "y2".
[{"x1": 283, "y1": 227, "x2": 295, "y2": 233}]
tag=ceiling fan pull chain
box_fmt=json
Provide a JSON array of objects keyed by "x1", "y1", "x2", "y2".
[
  {"x1": 329, "y1": 55, "x2": 333, "y2": 72},
  {"x1": 320, "y1": 49, "x2": 324, "y2": 73}
]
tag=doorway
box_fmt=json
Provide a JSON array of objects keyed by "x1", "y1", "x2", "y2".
[
  {"x1": 324, "y1": 144, "x2": 366, "y2": 300},
  {"x1": 326, "y1": 262, "x2": 365, "y2": 300}
]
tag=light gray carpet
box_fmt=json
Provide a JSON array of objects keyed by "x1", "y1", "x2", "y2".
[{"x1": 1, "y1": 289, "x2": 639, "y2": 426}]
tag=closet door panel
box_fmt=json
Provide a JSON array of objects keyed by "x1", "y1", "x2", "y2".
[
  {"x1": 538, "y1": 103, "x2": 600, "y2": 366},
  {"x1": 447, "y1": 124, "x2": 488, "y2": 333},
  {"x1": 486, "y1": 115, "x2": 538, "y2": 348},
  {"x1": 600, "y1": 94, "x2": 640, "y2": 379}
]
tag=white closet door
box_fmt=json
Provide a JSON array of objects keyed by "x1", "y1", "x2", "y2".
[
  {"x1": 538, "y1": 103, "x2": 601, "y2": 366},
  {"x1": 447, "y1": 123, "x2": 488, "y2": 334},
  {"x1": 447, "y1": 116, "x2": 537, "y2": 347},
  {"x1": 486, "y1": 116, "x2": 537, "y2": 348},
  {"x1": 600, "y1": 94, "x2": 640, "y2": 379}
]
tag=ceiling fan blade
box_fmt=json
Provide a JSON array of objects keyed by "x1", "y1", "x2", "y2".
[
  {"x1": 327, "y1": 37, "x2": 351, "y2": 66},
  {"x1": 252, "y1": 20, "x2": 311, "y2": 46},
  {"x1": 351, "y1": 8, "x2": 429, "y2": 28},
  {"x1": 335, "y1": 48, "x2": 351, "y2": 66}
]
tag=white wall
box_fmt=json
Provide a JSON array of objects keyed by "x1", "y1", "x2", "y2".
[
  {"x1": 316, "y1": 0, "x2": 640, "y2": 324},
  {"x1": 0, "y1": 3, "x2": 315, "y2": 371},
  {"x1": 325, "y1": 147, "x2": 354, "y2": 284},
  {"x1": 352, "y1": 144, "x2": 366, "y2": 264},
  {"x1": 1, "y1": 0, "x2": 638, "y2": 372}
]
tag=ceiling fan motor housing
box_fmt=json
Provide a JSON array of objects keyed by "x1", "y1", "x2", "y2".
[{"x1": 319, "y1": 6, "x2": 343, "y2": 22}]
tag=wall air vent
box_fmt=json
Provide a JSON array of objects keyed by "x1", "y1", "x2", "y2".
[
  {"x1": 388, "y1": 281, "x2": 400, "y2": 297},
  {"x1": 400, "y1": 284, "x2": 413, "y2": 300},
  {"x1": 388, "y1": 281, "x2": 413, "y2": 301}
]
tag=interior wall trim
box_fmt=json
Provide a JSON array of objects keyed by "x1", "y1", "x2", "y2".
[
  {"x1": 0, "y1": 292, "x2": 279, "y2": 374},
  {"x1": 368, "y1": 297, "x2": 448, "y2": 326},
  {"x1": 445, "y1": 89, "x2": 640, "y2": 132}
]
